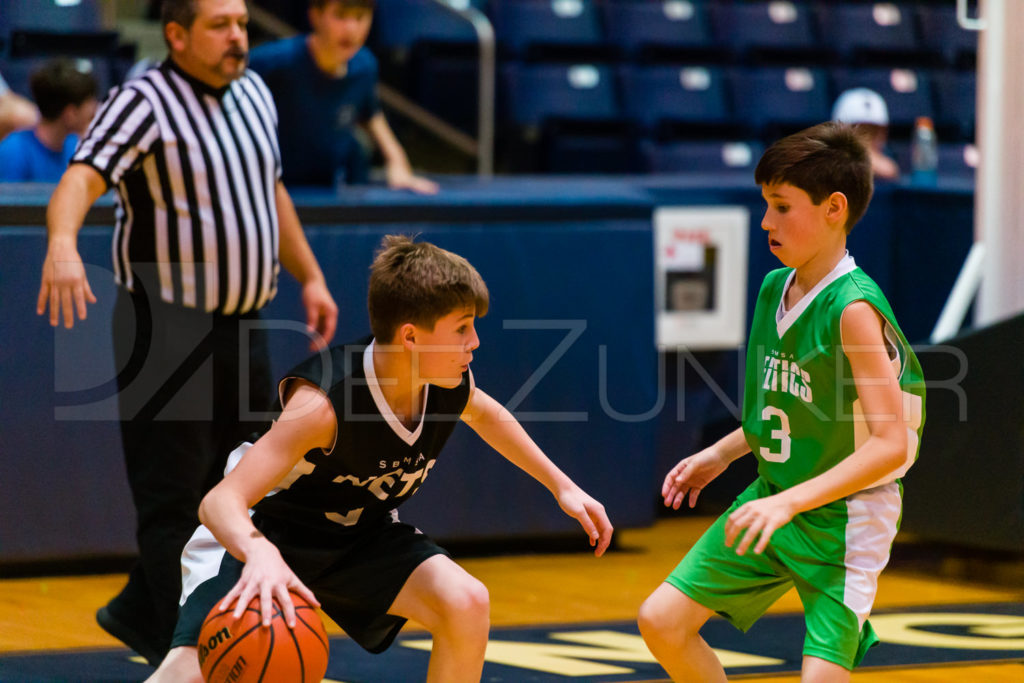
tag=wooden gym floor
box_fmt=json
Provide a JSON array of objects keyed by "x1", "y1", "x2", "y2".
[{"x1": 0, "y1": 516, "x2": 1021, "y2": 681}]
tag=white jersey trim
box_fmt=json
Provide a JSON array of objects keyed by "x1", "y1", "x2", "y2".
[
  {"x1": 776, "y1": 252, "x2": 857, "y2": 338},
  {"x1": 364, "y1": 340, "x2": 428, "y2": 446}
]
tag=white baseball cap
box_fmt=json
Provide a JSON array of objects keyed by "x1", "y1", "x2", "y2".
[{"x1": 832, "y1": 88, "x2": 889, "y2": 126}]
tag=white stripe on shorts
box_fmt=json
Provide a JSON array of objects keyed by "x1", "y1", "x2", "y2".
[
  {"x1": 843, "y1": 482, "x2": 901, "y2": 627},
  {"x1": 179, "y1": 442, "x2": 255, "y2": 605}
]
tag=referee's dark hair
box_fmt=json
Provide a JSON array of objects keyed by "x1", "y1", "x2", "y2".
[
  {"x1": 30, "y1": 58, "x2": 98, "y2": 121},
  {"x1": 161, "y1": 0, "x2": 199, "y2": 30}
]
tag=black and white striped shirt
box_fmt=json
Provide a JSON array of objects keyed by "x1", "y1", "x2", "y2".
[{"x1": 73, "y1": 60, "x2": 282, "y2": 315}]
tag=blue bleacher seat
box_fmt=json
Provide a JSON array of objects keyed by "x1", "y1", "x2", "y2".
[
  {"x1": 500, "y1": 62, "x2": 619, "y2": 128},
  {"x1": 936, "y1": 141, "x2": 980, "y2": 179},
  {"x1": 817, "y1": 1, "x2": 923, "y2": 65},
  {"x1": 0, "y1": 0, "x2": 103, "y2": 37},
  {"x1": 0, "y1": 0, "x2": 119, "y2": 59},
  {"x1": 619, "y1": 65, "x2": 730, "y2": 134},
  {"x1": 917, "y1": 5, "x2": 978, "y2": 68},
  {"x1": 730, "y1": 66, "x2": 831, "y2": 138},
  {"x1": 640, "y1": 139, "x2": 763, "y2": 174},
  {"x1": 603, "y1": 0, "x2": 719, "y2": 62},
  {"x1": 895, "y1": 141, "x2": 979, "y2": 180},
  {"x1": 930, "y1": 69, "x2": 976, "y2": 140},
  {"x1": 373, "y1": 0, "x2": 479, "y2": 52},
  {"x1": 545, "y1": 132, "x2": 636, "y2": 173},
  {"x1": 710, "y1": 0, "x2": 819, "y2": 64},
  {"x1": 831, "y1": 67, "x2": 934, "y2": 131},
  {"x1": 371, "y1": 0, "x2": 483, "y2": 135},
  {"x1": 499, "y1": 62, "x2": 627, "y2": 173},
  {"x1": 491, "y1": 0, "x2": 607, "y2": 59},
  {"x1": 413, "y1": 55, "x2": 480, "y2": 135}
]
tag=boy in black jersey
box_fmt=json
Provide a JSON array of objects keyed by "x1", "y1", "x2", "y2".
[{"x1": 148, "y1": 235, "x2": 614, "y2": 682}]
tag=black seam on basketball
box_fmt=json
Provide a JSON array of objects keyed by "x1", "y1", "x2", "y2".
[
  {"x1": 204, "y1": 615, "x2": 266, "y2": 679},
  {"x1": 256, "y1": 616, "x2": 276, "y2": 683},
  {"x1": 279, "y1": 616, "x2": 307, "y2": 682},
  {"x1": 293, "y1": 609, "x2": 329, "y2": 652}
]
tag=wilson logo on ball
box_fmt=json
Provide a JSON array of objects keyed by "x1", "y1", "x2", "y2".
[{"x1": 197, "y1": 626, "x2": 232, "y2": 667}]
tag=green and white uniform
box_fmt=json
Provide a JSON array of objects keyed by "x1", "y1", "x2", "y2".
[{"x1": 667, "y1": 254, "x2": 926, "y2": 669}]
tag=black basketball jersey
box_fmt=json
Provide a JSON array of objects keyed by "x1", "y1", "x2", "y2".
[{"x1": 252, "y1": 338, "x2": 473, "y2": 537}]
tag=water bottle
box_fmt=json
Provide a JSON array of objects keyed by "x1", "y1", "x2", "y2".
[{"x1": 910, "y1": 116, "x2": 938, "y2": 186}]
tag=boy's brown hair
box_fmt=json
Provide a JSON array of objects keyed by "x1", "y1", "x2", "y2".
[
  {"x1": 754, "y1": 121, "x2": 874, "y2": 233},
  {"x1": 368, "y1": 235, "x2": 489, "y2": 342}
]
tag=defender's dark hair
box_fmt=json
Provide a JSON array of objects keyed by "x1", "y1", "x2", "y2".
[
  {"x1": 30, "y1": 59, "x2": 98, "y2": 121},
  {"x1": 754, "y1": 121, "x2": 874, "y2": 233},
  {"x1": 368, "y1": 235, "x2": 489, "y2": 342}
]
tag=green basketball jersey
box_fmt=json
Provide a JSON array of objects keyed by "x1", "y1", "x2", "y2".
[{"x1": 742, "y1": 256, "x2": 926, "y2": 492}]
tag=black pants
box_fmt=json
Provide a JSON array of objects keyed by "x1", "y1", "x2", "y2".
[{"x1": 109, "y1": 282, "x2": 272, "y2": 653}]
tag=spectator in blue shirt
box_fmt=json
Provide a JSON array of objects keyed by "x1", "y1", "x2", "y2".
[
  {"x1": 248, "y1": 0, "x2": 438, "y2": 192},
  {"x1": 0, "y1": 59, "x2": 98, "y2": 182}
]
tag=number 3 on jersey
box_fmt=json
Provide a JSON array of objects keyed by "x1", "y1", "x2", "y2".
[{"x1": 760, "y1": 406, "x2": 791, "y2": 462}]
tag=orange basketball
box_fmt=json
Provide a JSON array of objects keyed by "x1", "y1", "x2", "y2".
[{"x1": 197, "y1": 591, "x2": 329, "y2": 683}]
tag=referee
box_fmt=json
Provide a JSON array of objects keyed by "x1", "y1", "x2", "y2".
[{"x1": 36, "y1": 0, "x2": 337, "y2": 665}]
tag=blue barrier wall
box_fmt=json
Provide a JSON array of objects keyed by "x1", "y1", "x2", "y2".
[{"x1": 0, "y1": 176, "x2": 974, "y2": 563}]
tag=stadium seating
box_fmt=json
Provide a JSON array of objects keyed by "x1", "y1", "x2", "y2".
[
  {"x1": 0, "y1": 0, "x2": 121, "y2": 64},
  {"x1": 370, "y1": 0, "x2": 486, "y2": 134},
  {"x1": 372, "y1": 0, "x2": 478, "y2": 52},
  {"x1": 730, "y1": 66, "x2": 831, "y2": 138},
  {"x1": 500, "y1": 62, "x2": 619, "y2": 128},
  {"x1": 930, "y1": 68, "x2": 976, "y2": 140},
  {"x1": 817, "y1": 1, "x2": 926, "y2": 66},
  {"x1": 603, "y1": 0, "x2": 721, "y2": 63},
  {"x1": 710, "y1": 0, "x2": 820, "y2": 65},
  {"x1": 362, "y1": 0, "x2": 979, "y2": 175},
  {"x1": 639, "y1": 139, "x2": 763, "y2": 174},
  {"x1": 917, "y1": 4, "x2": 978, "y2": 68},
  {"x1": 936, "y1": 141, "x2": 980, "y2": 179},
  {"x1": 618, "y1": 64, "x2": 732, "y2": 136},
  {"x1": 499, "y1": 61, "x2": 628, "y2": 172},
  {"x1": 490, "y1": 0, "x2": 609, "y2": 60},
  {"x1": 831, "y1": 67, "x2": 934, "y2": 132},
  {"x1": 894, "y1": 141, "x2": 979, "y2": 180},
  {"x1": 0, "y1": 0, "x2": 103, "y2": 37}
]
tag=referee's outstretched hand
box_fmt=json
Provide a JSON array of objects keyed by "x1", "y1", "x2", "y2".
[
  {"x1": 37, "y1": 238, "x2": 97, "y2": 328},
  {"x1": 302, "y1": 279, "x2": 338, "y2": 351}
]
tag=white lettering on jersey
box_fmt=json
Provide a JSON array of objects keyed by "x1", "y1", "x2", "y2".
[
  {"x1": 325, "y1": 508, "x2": 364, "y2": 526},
  {"x1": 327, "y1": 459, "x2": 437, "y2": 526},
  {"x1": 762, "y1": 351, "x2": 812, "y2": 402},
  {"x1": 276, "y1": 458, "x2": 317, "y2": 490},
  {"x1": 333, "y1": 473, "x2": 374, "y2": 488}
]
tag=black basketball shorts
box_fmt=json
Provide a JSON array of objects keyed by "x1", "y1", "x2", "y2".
[{"x1": 172, "y1": 512, "x2": 449, "y2": 653}]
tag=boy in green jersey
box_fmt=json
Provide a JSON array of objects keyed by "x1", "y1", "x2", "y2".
[{"x1": 638, "y1": 121, "x2": 926, "y2": 681}]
